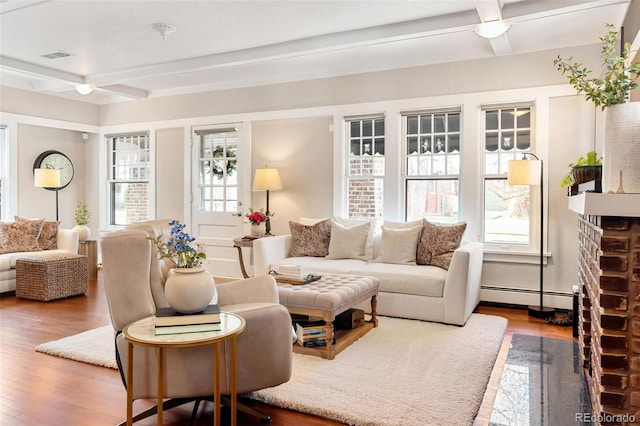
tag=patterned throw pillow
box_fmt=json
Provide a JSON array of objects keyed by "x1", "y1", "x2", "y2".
[
  {"x1": 416, "y1": 220, "x2": 467, "y2": 270},
  {"x1": 0, "y1": 218, "x2": 44, "y2": 254},
  {"x1": 15, "y1": 216, "x2": 59, "y2": 250},
  {"x1": 288, "y1": 219, "x2": 332, "y2": 257}
]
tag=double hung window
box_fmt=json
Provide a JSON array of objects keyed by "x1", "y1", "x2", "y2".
[
  {"x1": 195, "y1": 128, "x2": 238, "y2": 213},
  {"x1": 107, "y1": 132, "x2": 150, "y2": 226},
  {"x1": 403, "y1": 108, "x2": 461, "y2": 223},
  {"x1": 345, "y1": 115, "x2": 385, "y2": 219},
  {"x1": 0, "y1": 126, "x2": 6, "y2": 220},
  {"x1": 482, "y1": 105, "x2": 533, "y2": 245}
]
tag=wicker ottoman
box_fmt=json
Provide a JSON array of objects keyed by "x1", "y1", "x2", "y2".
[{"x1": 16, "y1": 254, "x2": 88, "y2": 301}]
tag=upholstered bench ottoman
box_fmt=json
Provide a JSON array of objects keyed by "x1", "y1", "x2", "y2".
[
  {"x1": 277, "y1": 273, "x2": 380, "y2": 359},
  {"x1": 16, "y1": 253, "x2": 88, "y2": 301}
]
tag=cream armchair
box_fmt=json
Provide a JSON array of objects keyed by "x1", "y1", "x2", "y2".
[{"x1": 100, "y1": 220, "x2": 293, "y2": 424}]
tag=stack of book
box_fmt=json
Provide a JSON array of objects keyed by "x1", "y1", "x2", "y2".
[
  {"x1": 295, "y1": 321, "x2": 329, "y2": 347},
  {"x1": 154, "y1": 304, "x2": 221, "y2": 335},
  {"x1": 277, "y1": 264, "x2": 309, "y2": 280}
]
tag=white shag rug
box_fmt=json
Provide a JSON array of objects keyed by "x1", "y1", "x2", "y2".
[
  {"x1": 35, "y1": 314, "x2": 507, "y2": 425},
  {"x1": 36, "y1": 325, "x2": 118, "y2": 370}
]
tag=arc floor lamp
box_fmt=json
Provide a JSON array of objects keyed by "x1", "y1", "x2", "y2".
[
  {"x1": 508, "y1": 153, "x2": 554, "y2": 319},
  {"x1": 34, "y1": 167, "x2": 61, "y2": 221}
]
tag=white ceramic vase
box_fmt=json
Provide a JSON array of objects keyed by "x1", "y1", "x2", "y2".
[
  {"x1": 603, "y1": 102, "x2": 640, "y2": 193},
  {"x1": 251, "y1": 223, "x2": 265, "y2": 236},
  {"x1": 164, "y1": 266, "x2": 216, "y2": 314},
  {"x1": 73, "y1": 224, "x2": 90, "y2": 243}
]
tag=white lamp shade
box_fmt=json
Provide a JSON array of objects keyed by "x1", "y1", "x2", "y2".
[
  {"x1": 34, "y1": 168, "x2": 61, "y2": 188},
  {"x1": 508, "y1": 159, "x2": 541, "y2": 186},
  {"x1": 253, "y1": 167, "x2": 282, "y2": 191}
]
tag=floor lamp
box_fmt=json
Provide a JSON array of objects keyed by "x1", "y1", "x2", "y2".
[
  {"x1": 252, "y1": 166, "x2": 282, "y2": 235},
  {"x1": 508, "y1": 154, "x2": 554, "y2": 319},
  {"x1": 34, "y1": 168, "x2": 61, "y2": 221}
]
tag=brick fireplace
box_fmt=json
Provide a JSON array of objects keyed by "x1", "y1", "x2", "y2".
[{"x1": 571, "y1": 193, "x2": 640, "y2": 425}]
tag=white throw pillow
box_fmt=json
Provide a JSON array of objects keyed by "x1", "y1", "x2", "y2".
[
  {"x1": 331, "y1": 216, "x2": 376, "y2": 260},
  {"x1": 374, "y1": 225, "x2": 423, "y2": 265},
  {"x1": 325, "y1": 220, "x2": 370, "y2": 261},
  {"x1": 299, "y1": 217, "x2": 330, "y2": 226}
]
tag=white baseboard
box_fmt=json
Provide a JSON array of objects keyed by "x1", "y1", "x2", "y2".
[{"x1": 481, "y1": 286, "x2": 573, "y2": 310}]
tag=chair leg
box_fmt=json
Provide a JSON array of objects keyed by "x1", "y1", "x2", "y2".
[{"x1": 227, "y1": 396, "x2": 272, "y2": 424}]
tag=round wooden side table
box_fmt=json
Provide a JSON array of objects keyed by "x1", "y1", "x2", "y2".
[{"x1": 123, "y1": 312, "x2": 246, "y2": 426}]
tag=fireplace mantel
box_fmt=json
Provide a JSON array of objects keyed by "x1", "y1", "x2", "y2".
[{"x1": 568, "y1": 193, "x2": 640, "y2": 217}]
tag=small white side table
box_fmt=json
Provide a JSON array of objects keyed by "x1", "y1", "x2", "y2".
[{"x1": 123, "y1": 312, "x2": 246, "y2": 426}]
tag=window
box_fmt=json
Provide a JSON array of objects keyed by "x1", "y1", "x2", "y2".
[
  {"x1": 345, "y1": 116, "x2": 385, "y2": 219},
  {"x1": 107, "y1": 132, "x2": 150, "y2": 226},
  {"x1": 195, "y1": 128, "x2": 238, "y2": 213},
  {"x1": 482, "y1": 106, "x2": 533, "y2": 245},
  {"x1": 0, "y1": 125, "x2": 5, "y2": 220},
  {"x1": 403, "y1": 109, "x2": 461, "y2": 223}
]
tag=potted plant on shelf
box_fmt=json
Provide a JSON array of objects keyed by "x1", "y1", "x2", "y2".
[
  {"x1": 73, "y1": 201, "x2": 91, "y2": 242},
  {"x1": 560, "y1": 151, "x2": 602, "y2": 191},
  {"x1": 554, "y1": 24, "x2": 640, "y2": 193}
]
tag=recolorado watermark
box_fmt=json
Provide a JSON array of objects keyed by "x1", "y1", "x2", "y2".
[{"x1": 575, "y1": 412, "x2": 635, "y2": 423}]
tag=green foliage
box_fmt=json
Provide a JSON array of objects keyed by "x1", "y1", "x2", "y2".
[
  {"x1": 74, "y1": 201, "x2": 91, "y2": 225},
  {"x1": 560, "y1": 151, "x2": 602, "y2": 188},
  {"x1": 554, "y1": 24, "x2": 640, "y2": 109}
]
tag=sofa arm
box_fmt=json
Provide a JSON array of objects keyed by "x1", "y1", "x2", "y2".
[
  {"x1": 442, "y1": 242, "x2": 483, "y2": 326},
  {"x1": 56, "y1": 228, "x2": 79, "y2": 254},
  {"x1": 217, "y1": 274, "x2": 280, "y2": 305},
  {"x1": 253, "y1": 235, "x2": 291, "y2": 275}
]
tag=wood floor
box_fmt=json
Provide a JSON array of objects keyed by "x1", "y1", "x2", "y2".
[{"x1": 0, "y1": 274, "x2": 572, "y2": 426}]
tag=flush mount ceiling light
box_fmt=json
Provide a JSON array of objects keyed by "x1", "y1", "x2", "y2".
[
  {"x1": 152, "y1": 23, "x2": 177, "y2": 41},
  {"x1": 75, "y1": 84, "x2": 95, "y2": 95},
  {"x1": 473, "y1": 20, "x2": 511, "y2": 39}
]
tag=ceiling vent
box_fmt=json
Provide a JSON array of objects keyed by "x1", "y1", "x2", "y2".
[{"x1": 40, "y1": 51, "x2": 73, "y2": 60}]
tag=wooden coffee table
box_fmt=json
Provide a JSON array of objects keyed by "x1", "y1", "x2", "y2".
[{"x1": 276, "y1": 273, "x2": 379, "y2": 359}]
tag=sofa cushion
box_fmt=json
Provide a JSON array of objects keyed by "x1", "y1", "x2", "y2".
[
  {"x1": 0, "y1": 249, "x2": 69, "y2": 270},
  {"x1": 326, "y1": 220, "x2": 370, "y2": 261},
  {"x1": 374, "y1": 224, "x2": 422, "y2": 265},
  {"x1": 354, "y1": 262, "x2": 447, "y2": 298},
  {"x1": 288, "y1": 219, "x2": 332, "y2": 257},
  {"x1": 416, "y1": 220, "x2": 467, "y2": 270},
  {"x1": 275, "y1": 256, "x2": 368, "y2": 274},
  {"x1": 15, "y1": 216, "x2": 59, "y2": 250},
  {"x1": 0, "y1": 219, "x2": 44, "y2": 255}
]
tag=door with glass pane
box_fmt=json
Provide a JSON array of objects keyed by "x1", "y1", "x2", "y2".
[{"x1": 191, "y1": 125, "x2": 247, "y2": 277}]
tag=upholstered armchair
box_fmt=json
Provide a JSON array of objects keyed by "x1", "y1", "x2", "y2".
[{"x1": 100, "y1": 220, "x2": 293, "y2": 424}]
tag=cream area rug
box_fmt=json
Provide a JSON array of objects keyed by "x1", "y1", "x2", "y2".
[
  {"x1": 36, "y1": 325, "x2": 118, "y2": 370},
  {"x1": 35, "y1": 314, "x2": 507, "y2": 425}
]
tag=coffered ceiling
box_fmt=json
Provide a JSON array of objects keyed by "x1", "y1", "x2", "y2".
[{"x1": 0, "y1": 0, "x2": 636, "y2": 105}]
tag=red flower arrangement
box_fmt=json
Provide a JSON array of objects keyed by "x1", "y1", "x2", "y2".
[{"x1": 246, "y1": 208, "x2": 272, "y2": 225}]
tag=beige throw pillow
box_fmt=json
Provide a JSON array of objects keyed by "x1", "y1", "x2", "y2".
[
  {"x1": 331, "y1": 216, "x2": 376, "y2": 260},
  {"x1": 15, "y1": 216, "x2": 59, "y2": 250},
  {"x1": 325, "y1": 220, "x2": 370, "y2": 261},
  {"x1": 374, "y1": 225, "x2": 423, "y2": 265},
  {"x1": 0, "y1": 218, "x2": 44, "y2": 254},
  {"x1": 288, "y1": 219, "x2": 332, "y2": 257},
  {"x1": 416, "y1": 220, "x2": 467, "y2": 270}
]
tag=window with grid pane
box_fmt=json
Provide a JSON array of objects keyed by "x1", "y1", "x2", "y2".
[
  {"x1": 404, "y1": 110, "x2": 461, "y2": 223},
  {"x1": 0, "y1": 126, "x2": 5, "y2": 220},
  {"x1": 108, "y1": 133, "x2": 150, "y2": 226},
  {"x1": 483, "y1": 106, "x2": 532, "y2": 244},
  {"x1": 196, "y1": 129, "x2": 238, "y2": 212},
  {"x1": 346, "y1": 117, "x2": 385, "y2": 219}
]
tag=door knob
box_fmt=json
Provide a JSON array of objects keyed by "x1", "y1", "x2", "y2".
[{"x1": 231, "y1": 212, "x2": 242, "y2": 217}]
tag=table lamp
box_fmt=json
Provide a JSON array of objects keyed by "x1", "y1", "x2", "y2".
[{"x1": 252, "y1": 166, "x2": 282, "y2": 235}]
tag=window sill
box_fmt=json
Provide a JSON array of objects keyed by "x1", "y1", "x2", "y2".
[{"x1": 483, "y1": 248, "x2": 550, "y2": 265}]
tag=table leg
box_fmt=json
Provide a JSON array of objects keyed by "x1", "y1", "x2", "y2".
[
  {"x1": 157, "y1": 347, "x2": 164, "y2": 426},
  {"x1": 214, "y1": 342, "x2": 221, "y2": 426},
  {"x1": 234, "y1": 245, "x2": 249, "y2": 278},
  {"x1": 230, "y1": 336, "x2": 238, "y2": 426},
  {"x1": 323, "y1": 313, "x2": 334, "y2": 357},
  {"x1": 370, "y1": 294, "x2": 378, "y2": 327},
  {"x1": 127, "y1": 342, "x2": 133, "y2": 426}
]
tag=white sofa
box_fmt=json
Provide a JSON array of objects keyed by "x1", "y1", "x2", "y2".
[
  {"x1": 253, "y1": 233, "x2": 483, "y2": 326},
  {"x1": 0, "y1": 228, "x2": 79, "y2": 294}
]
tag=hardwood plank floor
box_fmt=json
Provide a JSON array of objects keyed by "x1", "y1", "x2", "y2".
[{"x1": 0, "y1": 273, "x2": 572, "y2": 425}]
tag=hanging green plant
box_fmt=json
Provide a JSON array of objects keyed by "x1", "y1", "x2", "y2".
[{"x1": 204, "y1": 147, "x2": 237, "y2": 179}]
